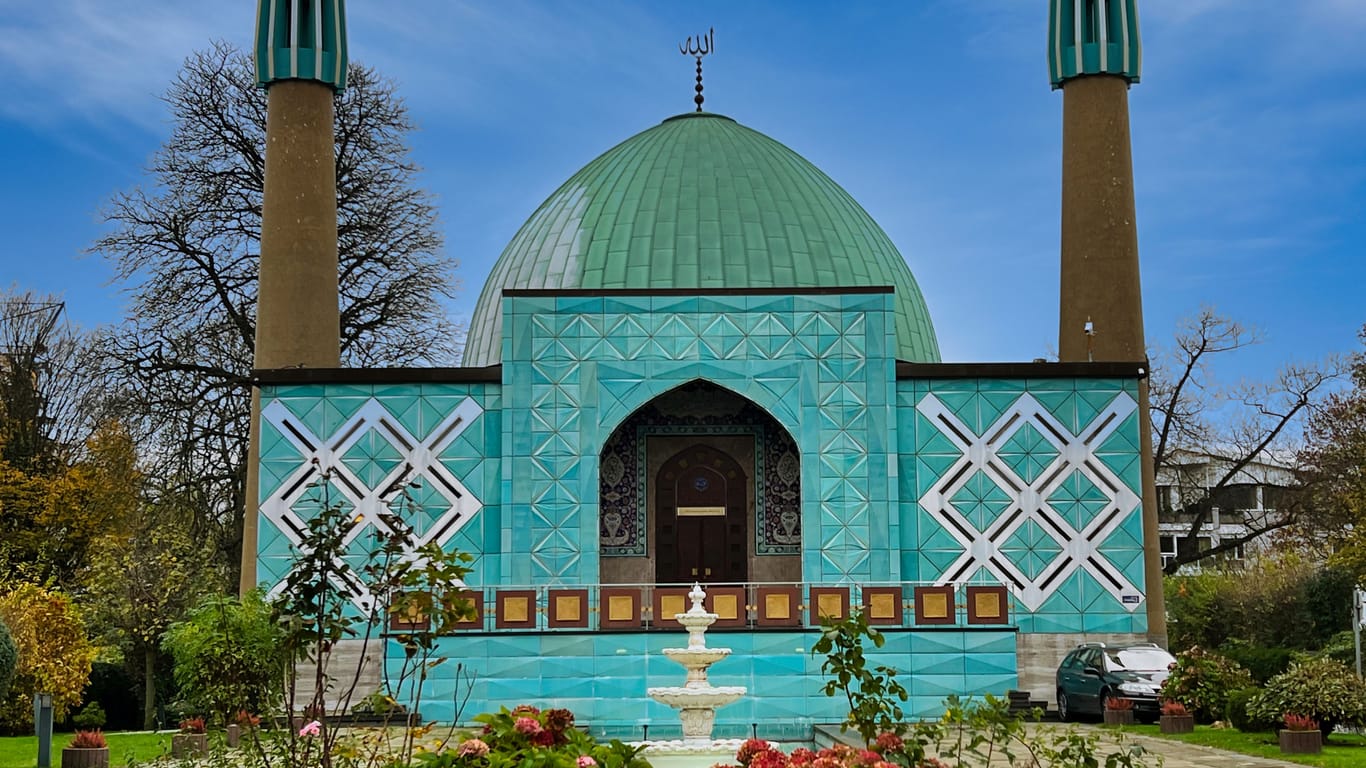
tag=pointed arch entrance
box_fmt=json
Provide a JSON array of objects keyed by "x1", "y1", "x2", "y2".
[{"x1": 598, "y1": 380, "x2": 802, "y2": 586}]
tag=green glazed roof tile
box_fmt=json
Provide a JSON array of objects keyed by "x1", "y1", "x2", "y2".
[{"x1": 463, "y1": 112, "x2": 940, "y2": 365}]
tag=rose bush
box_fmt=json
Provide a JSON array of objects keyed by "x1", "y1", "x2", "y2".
[{"x1": 419, "y1": 705, "x2": 649, "y2": 768}]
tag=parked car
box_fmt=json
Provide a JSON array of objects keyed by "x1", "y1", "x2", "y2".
[{"x1": 1055, "y1": 642, "x2": 1175, "y2": 722}]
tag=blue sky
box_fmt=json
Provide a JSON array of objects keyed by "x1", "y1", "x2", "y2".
[{"x1": 0, "y1": 1, "x2": 1361, "y2": 380}]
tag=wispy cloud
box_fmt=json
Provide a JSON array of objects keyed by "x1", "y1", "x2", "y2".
[{"x1": 0, "y1": 0, "x2": 245, "y2": 135}]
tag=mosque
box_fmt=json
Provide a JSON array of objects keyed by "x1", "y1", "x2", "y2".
[{"x1": 243, "y1": 0, "x2": 1163, "y2": 739}]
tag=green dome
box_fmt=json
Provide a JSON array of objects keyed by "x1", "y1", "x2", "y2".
[{"x1": 463, "y1": 112, "x2": 940, "y2": 365}]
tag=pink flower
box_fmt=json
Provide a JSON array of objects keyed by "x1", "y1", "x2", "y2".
[
  {"x1": 457, "y1": 739, "x2": 490, "y2": 758},
  {"x1": 514, "y1": 716, "x2": 543, "y2": 735},
  {"x1": 298, "y1": 720, "x2": 321, "y2": 737},
  {"x1": 873, "y1": 733, "x2": 903, "y2": 753},
  {"x1": 577, "y1": 757, "x2": 597, "y2": 768},
  {"x1": 788, "y1": 749, "x2": 816, "y2": 766}
]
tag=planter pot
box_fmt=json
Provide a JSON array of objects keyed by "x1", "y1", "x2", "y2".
[
  {"x1": 61, "y1": 747, "x2": 109, "y2": 768},
  {"x1": 1279, "y1": 729, "x2": 1322, "y2": 754},
  {"x1": 171, "y1": 733, "x2": 208, "y2": 759},
  {"x1": 1103, "y1": 709, "x2": 1135, "y2": 726},
  {"x1": 226, "y1": 724, "x2": 240, "y2": 748},
  {"x1": 1159, "y1": 714, "x2": 1195, "y2": 734}
]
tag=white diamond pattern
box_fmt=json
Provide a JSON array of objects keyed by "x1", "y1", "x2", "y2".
[
  {"x1": 260, "y1": 397, "x2": 483, "y2": 610},
  {"x1": 916, "y1": 392, "x2": 1142, "y2": 612}
]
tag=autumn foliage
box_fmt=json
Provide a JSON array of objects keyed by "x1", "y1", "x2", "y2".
[{"x1": 0, "y1": 583, "x2": 95, "y2": 734}]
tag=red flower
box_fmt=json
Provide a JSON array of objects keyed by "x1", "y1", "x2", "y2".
[
  {"x1": 531, "y1": 730, "x2": 556, "y2": 747},
  {"x1": 789, "y1": 748, "x2": 816, "y2": 766},
  {"x1": 751, "y1": 749, "x2": 789, "y2": 768},
  {"x1": 736, "y1": 739, "x2": 772, "y2": 766},
  {"x1": 857, "y1": 750, "x2": 880, "y2": 765}
]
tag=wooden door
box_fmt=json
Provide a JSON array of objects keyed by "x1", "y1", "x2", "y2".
[{"x1": 655, "y1": 443, "x2": 748, "y2": 584}]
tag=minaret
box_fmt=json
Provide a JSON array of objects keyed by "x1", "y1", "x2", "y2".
[
  {"x1": 240, "y1": 0, "x2": 348, "y2": 593},
  {"x1": 1049, "y1": 0, "x2": 1166, "y2": 644}
]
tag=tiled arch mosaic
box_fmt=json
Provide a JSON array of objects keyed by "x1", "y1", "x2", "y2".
[{"x1": 598, "y1": 382, "x2": 801, "y2": 557}]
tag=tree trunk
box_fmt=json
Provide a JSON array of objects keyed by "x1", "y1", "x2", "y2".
[{"x1": 143, "y1": 646, "x2": 157, "y2": 731}]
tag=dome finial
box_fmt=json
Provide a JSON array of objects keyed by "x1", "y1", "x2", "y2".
[{"x1": 679, "y1": 28, "x2": 714, "y2": 112}]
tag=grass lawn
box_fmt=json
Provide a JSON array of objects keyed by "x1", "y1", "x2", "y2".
[
  {"x1": 1128, "y1": 724, "x2": 1366, "y2": 768},
  {"x1": 0, "y1": 732, "x2": 171, "y2": 768}
]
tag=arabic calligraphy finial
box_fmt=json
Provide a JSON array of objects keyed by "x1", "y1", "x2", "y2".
[{"x1": 679, "y1": 28, "x2": 714, "y2": 112}]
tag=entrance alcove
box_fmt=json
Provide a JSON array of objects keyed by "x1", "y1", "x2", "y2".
[{"x1": 597, "y1": 380, "x2": 801, "y2": 586}]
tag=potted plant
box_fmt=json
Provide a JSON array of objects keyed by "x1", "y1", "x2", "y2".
[
  {"x1": 1103, "y1": 695, "x2": 1135, "y2": 725},
  {"x1": 1279, "y1": 713, "x2": 1323, "y2": 754},
  {"x1": 172, "y1": 717, "x2": 208, "y2": 758},
  {"x1": 62, "y1": 730, "x2": 109, "y2": 768},
  {"x1": 1159, "y1": 700, "x2": 1195, "y2": 734}
]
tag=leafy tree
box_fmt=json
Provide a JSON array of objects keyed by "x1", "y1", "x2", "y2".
[
  {"x1": 87, "y1": 491, "x2": 215, "y2": 729},
  {"x1": 0, "y1": 583, "x2": 95, "y2": 734},
  {"x1": 91, "y1": 41, "x2": 461, "y2": 584},
  {"x1": 1305, "y1": 326, "x2": 1366, "y2": 578},
  {"x1": 0, "y1": 614, "x2": 15, "y2": 701},
  {"x1": 1150, "y1": 309, "x2": 1343, "y2": 572},
  {"x1": 161, "y1": 591, "x2": 285, "y2": 725},
  {"x1": 0, "y1": 422, "x2": 141, "y2": 591},
  {"x1": 1165, "y1": 554, "x2": 1353, "y2": 652}
]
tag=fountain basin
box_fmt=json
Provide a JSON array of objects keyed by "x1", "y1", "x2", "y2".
[
  {"x1": 661, "y1": 647, "x2": 732, "y2": 667},
  {"x1": 646, "y1": 685, "x2": 746, "y2": 710}
]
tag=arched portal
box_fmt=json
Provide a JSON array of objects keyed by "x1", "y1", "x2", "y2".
[{"x1": 598, "y1": 380, "x2": 801, "y2": 586}]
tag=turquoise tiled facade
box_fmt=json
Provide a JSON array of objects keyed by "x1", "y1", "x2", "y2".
[
  {"x1": 255, "y1": 289, "x2": 1146, "y2": 729},
  {"x1": 251, "y1": 59, "x2": 1152, "y2": 731}
]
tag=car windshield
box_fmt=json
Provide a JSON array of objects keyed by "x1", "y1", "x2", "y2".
[{"x1": 1106, "y1": 648, "x2": 1173, "y2": 671}]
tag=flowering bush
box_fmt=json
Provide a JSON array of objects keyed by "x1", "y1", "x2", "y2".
[
  {"x1": 179, "y1": 716, "x2": 206, "y2": 734},
  {"x1": 718, "y1": 738, "x2": 948, "y2": 768},
  {"x1": 1160, "y1": 646, "x2": 1253, "y2": 723},
  {"x1": 420, "y1": 705, "x2": 648, "y2": 768}
]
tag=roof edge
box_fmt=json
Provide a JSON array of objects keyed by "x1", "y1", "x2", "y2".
[
  {"x1": 896, "y1": 361, "x2": 1147, "y2": 379},
  {"x1": 253, "y1": 366, "x2": 503, "y2": 385}
]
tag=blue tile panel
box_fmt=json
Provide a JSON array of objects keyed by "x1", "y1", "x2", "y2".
[
  {"x1": 501, "y1": 292, "x2": 900, "y2": 586},
  {"x1": 896, "y1": 377, "x2": 1147, "y2": 634},
  {"x1": 396, "y1": 628, "x2": 1016, "y2": 730},
  {"x1": 255, "y1": 383, "x2": 502, "y2": 607}
]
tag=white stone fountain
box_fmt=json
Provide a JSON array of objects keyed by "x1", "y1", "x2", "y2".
[{"x1": 639, "y1": 583, "x2": 748, "y2": 754}]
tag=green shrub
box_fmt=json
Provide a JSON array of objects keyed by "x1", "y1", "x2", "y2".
[
  {"x1": 1219, "y1": 642, "x2": 1293, "y2": 684},
  {"x1": 1160, "y1": 645, "x2": 1253, "y2": 724},
  {"x1": 1313, "y1": 630, "x2": 1359, "y2": 668},
  {"x1": 162, "y1": 590, "x2": 285, "y2": 725},
  {"x1": 71, "y1": 702, "x2": 107, "y2": 730},
  {"x1": 1227, "y1": 687, "x2": 1277, "y2": 732},
  {"x1": 0, "y1": 614, "x2": 15, "y2": 700},
  {"x1": 1249, "y1": 657, "x2": 1366, "y2": 737}
]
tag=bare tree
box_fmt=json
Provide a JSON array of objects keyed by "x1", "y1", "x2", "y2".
[
  {"x1": 1150, "y1": 309, "x2": 1343, "y2": 572},
  {"x1": 0, "y1": 288, "x2": 105, "y2": 473},
  {"x1": 92, "y1": 42, "x2": 462, "y2": 582}
]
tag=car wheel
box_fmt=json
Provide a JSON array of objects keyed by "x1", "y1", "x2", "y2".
[
  {"x1": 1057, "y1": 689, "x2": 1071, "y2": 722},
  {"x1": 1098, "y1": 689, "x2": 1113, "y2": 721}
]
